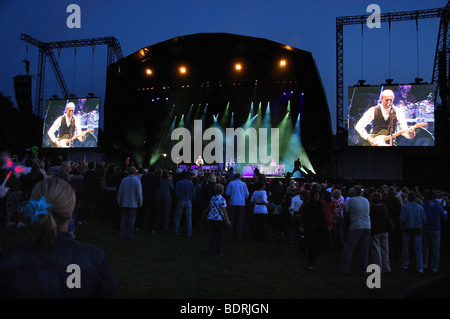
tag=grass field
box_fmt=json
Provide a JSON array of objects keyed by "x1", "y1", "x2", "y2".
[{"x1": 2, "y1": 218, "x2": 449, "y2": 301}]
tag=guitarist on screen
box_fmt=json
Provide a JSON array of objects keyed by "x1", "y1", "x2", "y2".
[
  {"x1": 48, "y1": 101, "x2": 89, "y2": 148},
  {"x1": 355, "y1": 89, "x2": 417, "y2": 146}
]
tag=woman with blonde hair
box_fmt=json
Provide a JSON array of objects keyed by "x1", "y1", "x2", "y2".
[{"x1": 0, "y1": 177, "x2": 117, "y2": 298}]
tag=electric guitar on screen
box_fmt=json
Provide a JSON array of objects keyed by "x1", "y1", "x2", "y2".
[
  {"x1": 55, "y1": 128, "x2": 94, "y2": 148},
  {"x1": 362, "y1": 123, "x2": 428, "y2": 146}
]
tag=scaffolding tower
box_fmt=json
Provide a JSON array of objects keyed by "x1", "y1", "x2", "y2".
[
  {"x1": 335, "y1": 4, "x2": 449, "y2": 179},
  {"x1": 20, "y1": 33, "x2": 124, "y2": 118}
]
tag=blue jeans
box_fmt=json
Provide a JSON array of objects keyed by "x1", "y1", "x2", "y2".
[
  {"x1": 401, "y1": 231, "x2": 423, "y2": 272},
  {"x1": 369, "y1": 232, "x2": 391, "y2": 273},
  {"x1": 340, "y1": 228, "x2": 370, "y2": 274},
  {"x1": 174, "y1": 200, "x2": 192, "y2": 237},
  {"x1": 422, "y1": 229, "x2": 441, "y2": 270},
  {"x1": 120, "y1": 207, "x2": 137, "y2": 239}
]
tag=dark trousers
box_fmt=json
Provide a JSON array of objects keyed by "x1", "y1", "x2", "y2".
[
  {"x1": 253, "y1": 214, "x2": 268, "y2": 243},
  {"x1": 143, "y1": 197, "x2": 160, "y2": 232},
  {"x1": 207, "y1": 220, "x2": 225, "y2": 255},
  {"x1": 226, "y1": 205, "x2": 245, "y2": 238},
  {"x1": 305, "y1": 228, "x2": 323, "y2": 264}
]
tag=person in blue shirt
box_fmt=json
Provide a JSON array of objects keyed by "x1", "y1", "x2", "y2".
[
  {"x1": 173, "y1": 170, "x2": 195, "y2": 237},
  {"x1": 205, "y1": 183, "x2": 231, "y2": 255},
  {"x1": 422, "y1": 190, "x2": 447, "y2": 273},
  {"x1": 225, "y1": 172, "x2": 249, "y2": 238},
  {"x1": 400, "y1": 191, "x2": 427, "y2": 274},
  {"x1": 0, "y1": 177, "x2": 117, "y2": 298}
]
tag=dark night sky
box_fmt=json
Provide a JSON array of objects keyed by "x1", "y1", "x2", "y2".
[{"x1": 0, "y1": 0, "x2": 446, "y2": 133}]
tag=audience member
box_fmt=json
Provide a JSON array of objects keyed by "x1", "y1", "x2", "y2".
[
  {"x1": 140, "y1": 165, "x2": 160, "y2": 233},
  {"x1": 117, "y1": 166, "x2": 143, "y2": 240},
  {"x1": 400, "y1": 191, "x2": 427, "y2": 274},
  {"x1": 339, "y1": 185, "x2": 371, "y2": 275},
  {"x1": 205, "y1": 183, "x2": 231, "y2": 256},
  {"x1": 158, "y1": 169, "x2": 174, "y2": 231},
  {"x1": 225, "y1": 172, "x2": 249, "y2": 238},
  {"x1": 0, "y1": 177, "x2": 117, "y2": 298},
  {"x1": 173, "y1": 170, "x2": 195, "y2": 238},
  {"x1": 321, "y1": 191, "x2": 336, "y2": 251},
  {"x1": 82, "y1": 162, "x2": 101, "y2": 220},
  {"x1": 299, "y1": 191, "x2": 329, "y2": 270},
  {"x1": 369, "y1": 192, "x2": 392, "y2": 273},
  {"x1": 384, "y1": 186, "x2": 403, "y2": 262},
  {"x1": 422, "y1": 190, "x2": 447, "y2": 273},
  {"x1": 332, "y1": 189, "x2": 345, "y2": 249},
  {"x1": 250, "y1": 181, "x2": 269, "y2": 243},
  {"x1": 288, "y1": 186, "x2": 303, "y2": 246}
]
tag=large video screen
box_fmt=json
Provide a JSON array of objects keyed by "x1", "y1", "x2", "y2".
[
  {"x1": 348, "y1": 84, "x2": 435, "y2": 147},
  {"x1": 42, "y1": 98, "x2": 100, "y2": 149}
]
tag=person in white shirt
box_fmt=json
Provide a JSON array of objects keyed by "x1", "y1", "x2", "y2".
[
  {"x1": 355, "y1": 89, "x2": 415, "y2": 146},
  {"x1": 195, "y1": 155, "x2": 204, "y2": 170},
  {"x1": 251, "y1": 181, "x2": 269, "y2": 242}
]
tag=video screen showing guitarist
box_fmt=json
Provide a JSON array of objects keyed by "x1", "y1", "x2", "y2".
[
  {"x1": 47, "y1": 102, "x2": 91, "y2": 148},
  {"x1": 355, "y1": 89, "x2": 420, "y2": 146}
]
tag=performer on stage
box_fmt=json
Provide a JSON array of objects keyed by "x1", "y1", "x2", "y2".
[
  {"x1": 268, "y1": 159, "x2": 277, "y2": 175},
  {"x1": 269, "y1": 159, "x2": 277, "y2": 167},
  {"x1": 195, "y1": 155, "x2": 204, "y2": 171},
  {"x1": 226, "y1": 158, "x2": 235, "y2": 170},
  {"x1": 291, "y1": 157, "x2": 303, "y2": 177},
  {"x1": 355, "y1": 89, "x2": 416, "y2": 146},
  {"x1": 48, "y1": 102, "x2": 88, "y2": 148}
]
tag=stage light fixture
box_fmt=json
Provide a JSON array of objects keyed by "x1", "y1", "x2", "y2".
[
  {"x1": 235, "y1": 63, "x2": 242, "y2": 71},
  {"x1": 145, "y1": 68, "x2": 152, "y2": 75},
  {"x1": 179, "y1": 66, "x2": 187, "y2": 74}
]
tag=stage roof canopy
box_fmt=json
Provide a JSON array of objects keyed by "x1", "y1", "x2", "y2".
[{"x1": 104, "y1": 33, "x2": 332, "y2": 171}]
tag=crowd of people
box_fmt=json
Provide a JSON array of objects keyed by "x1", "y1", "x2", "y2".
[{"x1": 1, "y1": 152, "x2": 449, "y2": 297}]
